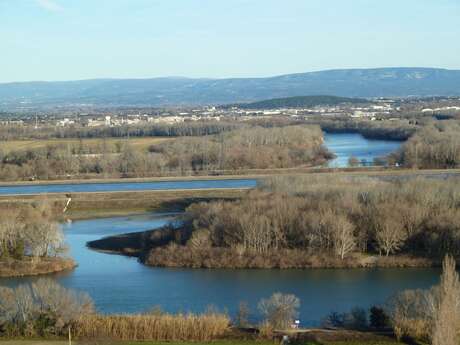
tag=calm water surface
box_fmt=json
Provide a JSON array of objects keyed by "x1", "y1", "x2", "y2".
[
  {"x1": 0, "y1": 179, "x2": 256, "y2": 196},
  {"x1": 0, "y1": 213, "x2": 440, "y2": 326},
  {"x1": 0, "y1": 133, "x2": 432, "y2": 325},
  {"x1": 324, "y1": 132, "x2": 402, "y2": 168}
]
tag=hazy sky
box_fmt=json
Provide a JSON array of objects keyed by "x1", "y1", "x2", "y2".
[{"x1": 1, "y1": 0, "x2": 460, "y2": 82}]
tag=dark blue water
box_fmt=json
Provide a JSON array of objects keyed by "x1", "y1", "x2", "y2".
[
  {"x1": 0, "y1": 213, "x2": 440, "y2": 326},
  {"x1": 324, "y1": 132, "x2": 402, "y2": 168},
  {"x1": 0, "y1": 179, "x2": 257, "y2": 196}
]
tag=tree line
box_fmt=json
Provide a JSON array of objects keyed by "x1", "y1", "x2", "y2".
[
  {"x1": 313, "y1": 118, "x2": 418, "y2": 141},
  {"x1": 0, "y1": 121, "x2": 243, "y2": 141},
  {"x1": 0, "y1": 125, "x2": 331, "y2": 181},
  {"x1": 142, "y1": 175, "x2": 460, "y2": 268},
  {"x1": 393, "y1": 121, "x2": 460, "y2": 169}
]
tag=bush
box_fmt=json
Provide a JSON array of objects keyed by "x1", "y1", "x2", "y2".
[
  {"x1": 235, "y1": 301, "x2": 250, "y2": 328},
  {"x1": 322, "y1": 308, "x2": 368, "y2": 330},
  {"x1": 369, "y1": 306, "x2": 390, "y2": 329},
  {"x1": 344, "y1": 307, "x2": 368, "y2": 330}
]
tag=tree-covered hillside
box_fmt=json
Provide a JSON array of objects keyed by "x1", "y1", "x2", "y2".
[{"x1": 228, "y1": 95, "x2": 369, "y2": 109}]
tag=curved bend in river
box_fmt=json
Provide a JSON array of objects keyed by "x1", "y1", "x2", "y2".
[{"x1": 0, "y1": 213, "x2": 441, "y2": 326}]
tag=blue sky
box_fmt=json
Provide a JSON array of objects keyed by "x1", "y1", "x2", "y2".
[{"x1": 1, "y1": 0, "x2": 460, "y2": 82}]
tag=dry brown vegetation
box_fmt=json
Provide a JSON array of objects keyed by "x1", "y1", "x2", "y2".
[
  {"x1": 72, "y1": 312, "x2": 230, "y2": 342},
  {"x1": 0, "y1": 121, "x2": 242, "y2": 141},
  {"x1": 0, "y1": 124, "x2": 330, "y2": 181},
  {"x1": 0, "y1": 257, "x2": 75, "y2": 278},
  {"x1": 0, "y1": 280, "x2": 229, "y2": 342},
  {"x1": 0, "y1": 200, "x2": 74, "y2": 277},
  {"x1": 139, "y1": 175, "x2": 460, "y2": 268},
  {"x1": 389, "y1": 255, "x2": 460, "y2": 345},
  {"x1": 0, "y1": 200, "x2": 72, "y2": 276},
  {"x1": 150, "y1": 125, "x2": 330, "y2": 172},
  {"x1": 0, "y1": 137, "x2": 172, "y2": 155},
  {"x1": 0, "y1": 279, "x2": 94, "y2": 338},
  {"x1": 394, "y1": 121, "x2": 460, "y2": 169}
]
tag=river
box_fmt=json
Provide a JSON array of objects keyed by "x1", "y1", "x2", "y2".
[
  {"x1": 324, "y1": 132, "x2": 402, "y2": 168},
  {"x1": 0, "y1": 133, "x2": 421, "y2": 326},
  {"x1": 0, "y1": 179, "x2": 257, "y2": 196},
  {"x1": 0, "y1": 213, "x2": 440, "y2": 326},
  {"x1": 0, "y1": 133, "x2": 401, "y2": 196}
]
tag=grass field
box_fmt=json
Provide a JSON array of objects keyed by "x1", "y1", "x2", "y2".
[
  {"x1": 0, "y1": 137, "x2": 173, "y2": 153},
  {"x1": 0, "y1": 188, "x2": 247, "y2": 220}
]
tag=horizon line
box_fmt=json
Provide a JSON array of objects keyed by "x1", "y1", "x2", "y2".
[{"x1": 0, "y1": 66, "x2": 456, "y2": 85}]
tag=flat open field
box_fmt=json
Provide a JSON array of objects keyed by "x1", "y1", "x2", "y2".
[
  {"x1": 0, "y1": 137, "x2": 173, "y2": 153},
  {"x1": 0, "y1": 167, "x2": 459, "y2": 186},
  {"x1": 0, "y1": 188, "x2": 247, "y2": 220}
]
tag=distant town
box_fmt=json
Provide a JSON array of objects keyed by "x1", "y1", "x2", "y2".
[{"x1": 1, "y1": 96, "x2": 460, "y2": 128}]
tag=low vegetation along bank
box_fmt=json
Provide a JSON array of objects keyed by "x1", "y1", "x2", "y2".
[
  {"x1": 0, "y1": 202, "x2": 74, "y2": 277},
  {"x1": 90, "y1": 175, "x2": 460, "y2": 269},
  {"x1": 1, "y1": 256, "x2": 458, "y2": 345}
]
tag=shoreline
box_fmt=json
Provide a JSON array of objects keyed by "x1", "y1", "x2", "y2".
[
  {"x1": 87, "y1": 227, "x2": 438, "y2": 270},
  {"x1": 0, "y1": 257, "x2": 76, "y2": 278},
  {"x1": 0, "y1": 167, "x2": 459, "y2": 189},
  {"x1": 0, "y1": 188, "x2": 246, "y2": 220}
]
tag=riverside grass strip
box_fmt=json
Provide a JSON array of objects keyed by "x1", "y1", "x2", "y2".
[{"x1": 72, "y1": 313, "x2": 231, "y2": 342}]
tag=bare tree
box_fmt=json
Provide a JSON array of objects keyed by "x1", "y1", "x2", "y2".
[
  {"x1": 431, "y1": 255, "x2": 460, "y2": 345},
  {"x1": 0, "y1": 279, "x2": 94, "y2": 336},
  {"x1": 374, "y1": 215, "x2": 407, "y2": 256},
  {"x1": 25, "y1": 221, "x2": 65, "y2": 258},
  {"x1": 331, "y1": 214, "x2": 356, "y2": 260},
  {"x1": 258, "y1": 293, "x2": 300, "y2": 329}
]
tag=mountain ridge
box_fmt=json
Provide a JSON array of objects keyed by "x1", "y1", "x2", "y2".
[{"x1": 1, "y1": 67, "x2": 460, "y2": 109}]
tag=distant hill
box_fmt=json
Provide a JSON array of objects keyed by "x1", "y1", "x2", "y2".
[
  {"x1": 1, "y1": 68, "x2": 460, "y2": 109},
  {"x1": 229, "y1": 95, "x2": 369, "y2": 109}
]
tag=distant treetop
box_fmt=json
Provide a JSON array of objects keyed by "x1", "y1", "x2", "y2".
[{"x1": 225, "y1": 95, "x2": 369, "y2": 109}]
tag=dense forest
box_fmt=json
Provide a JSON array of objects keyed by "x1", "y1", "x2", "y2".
[
  {"x1": 0, "y1": 125, "x2": 331, "y2": 181},
  {"x1": 138, "y1": 176, "x2": 460, "y2": 268}
]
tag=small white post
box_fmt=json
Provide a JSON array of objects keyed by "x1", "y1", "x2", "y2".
[{"x1": 63, "y1": 197, "x2": 72, "y2": 213}]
